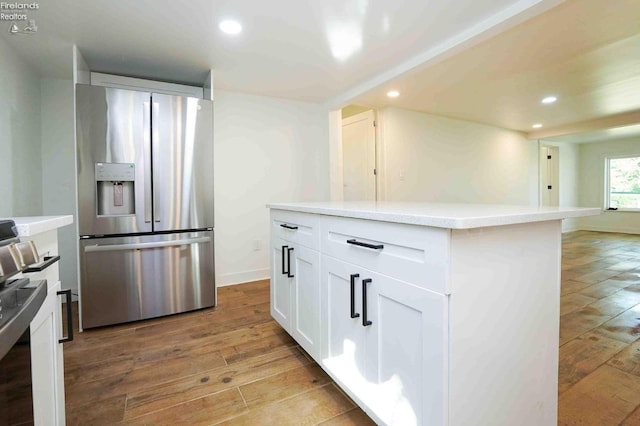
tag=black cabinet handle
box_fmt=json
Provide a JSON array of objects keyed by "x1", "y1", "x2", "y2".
[
  {"x1": 347, "y1": 239, "x2": 384, "y2": 250},
  {"x1": 57, "y1": 289, "x2": 74, "y2": 343},
  {"x1": 280, "y1": 224, "x2": 299, "y2": 230},
  {"x1": 350, "y1": 274, "x2": 360, "y2": 319},
  {"x1": 287, "y1": 247, "x2": 294, "y2": 278},
  {"x1": 281, "y1": 245, "x2": 288, "y2": 275},
  {"x1": 362, "y1": 278, "x2": 372, "y2": 326}
]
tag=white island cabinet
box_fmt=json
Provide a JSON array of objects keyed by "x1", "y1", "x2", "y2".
[
  {"x1": 268, "y1": 202, "x2": 600, "y2": 426},
  {"x1": 8, "y1": 215, "x2": 74, "y2": 426},
  {"x1": 271, "y1": 210, "x2": 322, "y2": 359}
]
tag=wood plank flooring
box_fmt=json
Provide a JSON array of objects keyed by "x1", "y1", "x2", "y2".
[
  {"x1": 63, "y1": 281, "x2": 367, "y2": 425},
  {"x1": 64, "y1": 230, "x2": 640, "y2": 425},
  {"x1": 558, "y1": 231, "x2": 640, "y2": 425}
]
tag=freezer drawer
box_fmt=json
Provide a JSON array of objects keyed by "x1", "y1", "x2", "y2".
[{"x1": 79, "y1": 231, "x2": 215, "y2": 328}]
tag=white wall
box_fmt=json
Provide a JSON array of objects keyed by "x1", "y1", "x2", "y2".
[
  {"x1": 0, "y1": 40, "x2": 77, "y2": 293},
  {"x1": 578, "y1": 137, "x2": 640, "y2": 234},
  {"x1": 540, "y1": 140, "x2": 581, "y2": 232},
  {"x1": 379, "y1": 107, "x2": 538, "y2": 205},
  {"x1": 0, "y1": 37, "x2": 42, "y2": 216},
  {"x1": 214, "y1": 90, "x2": 329, "y2": 286},
  {"x1": 40, "y1": 78, "x2": 78, "y2": 294}
]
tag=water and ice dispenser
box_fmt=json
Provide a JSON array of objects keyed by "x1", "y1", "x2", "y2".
[{"x1": 95, "y1": 163, "x2": 136, "y2": 216}]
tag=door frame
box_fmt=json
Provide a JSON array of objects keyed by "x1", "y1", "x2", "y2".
[{"x1": 539, "y1": 143, "x2": 560, "y2": 207}]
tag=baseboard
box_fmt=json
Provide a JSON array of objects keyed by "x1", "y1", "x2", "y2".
[
  {"x1": 217, "y1": 268, "x2": 270, "y2": 287},
  {"x1": 562, "y1": 225, "x2": 579, "y2": 234},
  {"x1": 561, "y1": 218, "x2": 580, "y2": 234},
  {"x1": 579, "y1": 225, "x2": 640, "y2": 235}
]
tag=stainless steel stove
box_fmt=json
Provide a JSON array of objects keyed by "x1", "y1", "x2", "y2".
[{"x1": 0, "y1": 220, "x2": 48, "y2": 426}]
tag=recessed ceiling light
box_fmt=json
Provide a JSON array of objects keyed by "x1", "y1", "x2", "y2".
[
  {"x1": 532, "y1": 123, "x2": 543, "y2": 129},
  {"x1": 541, "y1": 96, "x2": 557, "y2": 104},
  {"x1": 219, "y1": 19, "x2": 242, "y2": 35},
  {"x1": 387, "y1": 90, "x2": 400, "y2": 98}
]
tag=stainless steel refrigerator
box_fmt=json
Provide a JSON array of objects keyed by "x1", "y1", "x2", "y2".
[{"x1": 75, "y1": 84, "x2": 215, "y2": 329}]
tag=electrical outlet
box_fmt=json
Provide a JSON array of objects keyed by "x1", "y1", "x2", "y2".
[
  {"x1": 399, "y1": 172, "x2": 405, "y2": 181},
  {"x1": 253, "y1": 239, "x2": 261, "y2": 251}
]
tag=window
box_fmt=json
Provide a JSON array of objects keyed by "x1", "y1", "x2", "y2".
[{"x1": 606, "y1": 155, "x2": 640, "y2": 210}]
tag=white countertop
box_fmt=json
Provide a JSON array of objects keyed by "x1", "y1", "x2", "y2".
[
  {"x1": 3, "y1": 215, "x2": 74, "y2": 236},
  {"x1": 267, "y1": 202, "x2": 601, "y2": 229}
]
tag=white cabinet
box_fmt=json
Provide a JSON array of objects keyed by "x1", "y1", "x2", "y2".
[
  {"x1": 321, "y1": 256, "x2": 447, "y2": 426},
  {"x1": 289, "y1": 244, "x2": 321, "y2": 357},
  {"x1": 30, "y1": 280, "x2": 66, "y2": 426},
  {"x1": 322, "y1": 215, "x2": 449, "y2": 293},
  {"x1": 15, "y1": 222, "x2": 73, "y2": 426},
  {"x1": 270, "y1": 211, "x2": 321, "y2": 360},
  {"x1": 270, "y1": 206, "x2": 564, "y2": 426},
  {"x1": 270, "y1": 238, "x2": 291, "y2": 327}
]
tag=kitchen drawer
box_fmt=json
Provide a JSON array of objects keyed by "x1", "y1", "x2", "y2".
[
  {"x1": 322, "y1": 216, "x2": 449, "y2": 294},
  {"x1": 271, "y1": 210, "x2": 320, "y2": 250}
]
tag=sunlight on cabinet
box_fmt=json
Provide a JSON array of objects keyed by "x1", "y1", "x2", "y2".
[{"x1": 323, "y1": 339, "x2": 418, "y2": 425}]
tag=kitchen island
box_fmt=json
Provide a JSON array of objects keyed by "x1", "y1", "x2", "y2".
[{"x1": 267, "y1": 202, "x2": 600, "y2": 426}]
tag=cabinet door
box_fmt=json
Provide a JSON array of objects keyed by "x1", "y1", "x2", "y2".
[
  {"x1": 363, "y1": 272, "x2": 447, "y2": 426},
  {"x1": 320, "y1": 257, "x2": 369, "y2": 395},
  {"x1": 270, "y1": 238, "x2": 291, "y2": 330},
  {"x1": 289, "y1": 244, "x2": 321, "y2": 360},
  {"x1": 30, "y1": 281, "x2": 66, "y2": 426}
]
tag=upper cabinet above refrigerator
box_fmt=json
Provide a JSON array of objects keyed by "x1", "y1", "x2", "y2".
[{"x1": 76, "y1": 84, "x2": 214, "y2": 237}]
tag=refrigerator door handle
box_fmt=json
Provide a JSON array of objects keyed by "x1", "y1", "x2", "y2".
[
  {"x1": 151, "y1": 100, "x2": 161, "y2": 224},
  {"x1": 84, "y1": 236, "x2": 212, "y2": 253},
  {"x1": 143, "y1": 101, "x2": 152, "y2": 224}
]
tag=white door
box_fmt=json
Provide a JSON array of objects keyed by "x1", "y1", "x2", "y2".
[
  {"x1": 321, "y1": 257, "x2": 448, "y2": 425},
  {"x1": 290, "y1": 244, "x2": 321, "y2": 360},
  {"x1": 540, "y1": 146, "x2": 559, "y2": 207},
  {"x1": 342, "y1": 110, "x2": 376, "y2": 201},
  {"x1": 321, "y1": 257, "x2": 369, "y2": 394},
  {"x1": 364, "y1": 271, "x2": 447, "y2": 426},
  {"x1": 30, "y1": 281, "x2": 66, "y2": 425},
  {"x1": 271, "y1": 238, "x2": 291, "y2": 330}
]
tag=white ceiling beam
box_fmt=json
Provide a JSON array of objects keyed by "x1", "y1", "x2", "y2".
[
  {"x1": 527, "y1": 110, "x2": 640, "y2": 140},
  {"x1": 323, "y1": 0, "x2": 566, "y2": 110}
]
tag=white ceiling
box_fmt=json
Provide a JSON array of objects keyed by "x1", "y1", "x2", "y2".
[
  {"x1": 3, "y1": 0, "x2": 635, "y2": 141},
  {"x1": 0, "y1": 0, "x2": 557, "y2": 103},
  {"x1": 349, "y1": 0, "x2": 640, "y2": 137}
]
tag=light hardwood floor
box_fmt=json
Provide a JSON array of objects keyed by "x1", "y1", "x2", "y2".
[{"x1": 64, "y1": 230, "x2": 640, "y2": 425}]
